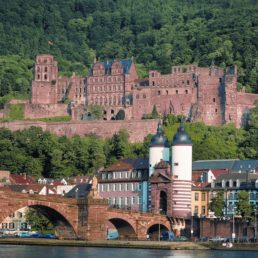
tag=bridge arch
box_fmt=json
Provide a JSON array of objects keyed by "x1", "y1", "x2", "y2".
[
  {"x1": 108, "y1": 217, "x2": 137, "y2": 240},
  {"x1": 0, "y1": 193, "x2": 80, "y2": 239},
  {"x1": 28, "y1": 205, "x2": 77, "y2": 239},
  {"x1": 146, "y1": 223, "x2": 169, "y2": 241}
]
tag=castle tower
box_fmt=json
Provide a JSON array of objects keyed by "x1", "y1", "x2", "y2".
[
  {"x1": 171, "y1": 118, "x2": 192, "y2": 218},
  {"x1": 31, "y1": 54, "x2": 58, "y2": 104},
  {"x1": 149, "y1": 121, "x2": 170, "y2": 177},
  {"x1": 224, "y1": 65, "x2": 238, "y2": 125}
]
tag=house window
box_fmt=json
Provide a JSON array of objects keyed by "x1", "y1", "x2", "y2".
[
  {"x1": 195, "y1": 193, "x2": 199, "y2": 201},
  {"x1": 201, "y1": 193, "x2": 206, "y2": 201},
  {"x1": 201, "y1": 206, "x2": 206, "y2": 215},
  {"x1": 194, "y1": 206, "x2": 198, "y2": 215},
  {"x1": 9, "y1": 223, "x2": 14, "y2": 229}
]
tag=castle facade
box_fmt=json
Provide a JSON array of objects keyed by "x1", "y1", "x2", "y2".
[{"x1": 30, "y1": 54, "x2": 258, "y2": 127}]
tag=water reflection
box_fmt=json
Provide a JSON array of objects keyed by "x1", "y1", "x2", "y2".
[{"x1": 0, "y1": 245, "x2": 257, "y2": 258}]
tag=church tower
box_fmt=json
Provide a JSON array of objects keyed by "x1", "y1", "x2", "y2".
[{"x1": 171, "y1": 118, "x2": 192, "y2": 218}]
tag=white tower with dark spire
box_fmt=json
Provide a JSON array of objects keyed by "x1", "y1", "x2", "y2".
[
  {"x1": 171, "y1": 118, "x2": 192, "y2": 218},
  {"x1": 149, "y1": 121, "x2": 170, "y2": 177}
]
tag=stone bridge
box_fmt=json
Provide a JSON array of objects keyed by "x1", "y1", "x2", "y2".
[{"x1": 0, "y1": 190, "x2": 184, "y2": 240}]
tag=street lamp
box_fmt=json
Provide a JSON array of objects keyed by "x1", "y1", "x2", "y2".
[
  {"x1": 191, "y1": 214, "x2": 194, "y2": 239},
  {"x1": 254, "y1": 207, "x2": 257, "y2": 239},
  {"x1": 232, "y1": 206, "x2": 236, "y2": 242}
]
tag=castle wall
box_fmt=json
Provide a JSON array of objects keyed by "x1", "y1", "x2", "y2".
[
  {"x1": 236, "y1": 92, "x2": 258, "y2": 127},
  {"x1": 0, "y1": 119, "x2": 159, "y2": 143},
  {"x1": 23, "y1": 103, "x2": 69, "y2": 119}
]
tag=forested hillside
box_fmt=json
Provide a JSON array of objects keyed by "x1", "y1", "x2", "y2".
[{"x1": 0, "y1": 0, "x2": 258, "y2": 100}]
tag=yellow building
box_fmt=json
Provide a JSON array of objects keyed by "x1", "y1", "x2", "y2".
[{"x1": 191, "y1": 188, "x2": 209, "y2": 217}]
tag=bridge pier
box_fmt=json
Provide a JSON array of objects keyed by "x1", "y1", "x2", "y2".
[{"x1": 83, "y1": 196, "x2": 108, "y2": 240}]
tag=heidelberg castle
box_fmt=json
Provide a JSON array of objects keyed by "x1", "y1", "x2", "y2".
[{"x1": 27, "y1": 54, "x2": 258, "y2": 127}]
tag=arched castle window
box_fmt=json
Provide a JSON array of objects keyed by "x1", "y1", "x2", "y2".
[
  {"x1": 37, "y1": 74, "x2": 40, "y2": 80},
  {"x1": 176, "y1": 90, "x2": 178, "y2": 94},
  {"x1": 185, "y1": 90, "x2": 188, "y2": 94},
  {"x1": 44, "y1": 67, "x2": 48, "y2": 72},
  {"x1": 44, "y1": 74, "x2": 48, "y2": 80},
  {"x1": 213, "y1": 98, "x2": 216, "y2": 102}
]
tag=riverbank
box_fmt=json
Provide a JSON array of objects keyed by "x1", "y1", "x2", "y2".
[
  {"x1": 0, "y1": 238, "x2": 208, "y2": 250},
  {"x1": 1, "y1": 239, "x2": 258, "y2": 251}
]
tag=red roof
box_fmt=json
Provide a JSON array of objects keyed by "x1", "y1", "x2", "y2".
[
  {"x1": 210, "y1": 169, "x2": 229, "y2": 178},
  {"x1": 9, "y1": 174, "x2": 35, "y2": 185}
]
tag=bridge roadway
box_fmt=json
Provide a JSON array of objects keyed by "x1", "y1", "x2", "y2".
[{"x1": 0, "y1": 190, "x2": 183, "y2": 240}]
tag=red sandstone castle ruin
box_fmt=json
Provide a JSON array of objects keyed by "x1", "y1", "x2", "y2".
[{"x1": 27, "y1": 54, "x2": 258, "y2": 127}]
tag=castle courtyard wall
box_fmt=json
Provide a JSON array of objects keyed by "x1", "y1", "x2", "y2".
[{"x1": 0, "y1": 119, "x2": 158, "y2": 143}]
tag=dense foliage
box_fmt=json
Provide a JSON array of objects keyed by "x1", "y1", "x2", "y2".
[
  {"x1": 0, "y1": 0, "x2": 258, "y2": 99},
  {"x1": 0, "y1": 103, "x2": 257, "y2": 179}
]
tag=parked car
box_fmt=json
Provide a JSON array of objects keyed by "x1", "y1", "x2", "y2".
[
  {"x1": 209, "y1": 236, "x2": 225, "y2": 242},
  {"x1": 106, "y1": 231, "x2": 119, "y2": 240},
  {"x1": 176, "y1": 236, "x2": 188, "y2": 241},
  {"x1": 16, "y1": 231, "x2": 30, "y2": 238},
  {"x1": 160, "y1": 231, "x2": 175, "y2": 241}
]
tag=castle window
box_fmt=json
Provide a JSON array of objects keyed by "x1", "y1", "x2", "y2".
[
  {"x1": 143, "y1": 94, "x2": 146, "y2": 98},
  {"x1": 136, "y1": 94, "x2": 139, "y2": 99},
  {"x1": 151, "y1": 72, "x2": 155, "y2": 77},
  {"x1": 37, "y1": 74, "x2": 40, "y2": 80},
  {"x1": 37, "y1": 67, "x2": 40, "y2": 72},
  {"x1": 152, "y1": 81, "x2": 155, "y2": 86},
  {"x1": 215, "y1": 108, "x2": 218, "y2": 113},
  {"x1": 44, "y1": 67, "x2": 48, "y2": 72},
  {"x1": 187, "y1": 80, "x2": 190, "y2": 85},
  {"x1": 185, "y1": 90, "x2": 188, "y2": 94},
  {"x1": 158, "y1": 90, "x2": 161, "y2": 95},
  {"x1": 166, "y1": 90, "x2": 168, "y2": 95},
  {"x1": 44, "y1": 59, "x2": 47, "y2": 63},
  {"x1": 213, "y1": 98, "x2": 216, "y2": 102},
  {"x1": 44, "y1": 74, "x2": 48, "y2": 80},
  {"x1": 176, "y1": 90, "x2": 178, "y2": 94}
]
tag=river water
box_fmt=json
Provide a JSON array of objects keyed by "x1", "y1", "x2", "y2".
[{"x1": 0, "y1": 245, "x2": 257, "y2": 258}]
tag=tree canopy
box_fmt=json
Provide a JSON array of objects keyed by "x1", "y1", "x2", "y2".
[{"x1": 0, "y1": 0, "x2": 258, "y2": 99}]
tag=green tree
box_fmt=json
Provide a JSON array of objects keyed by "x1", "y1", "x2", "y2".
[
  {"x1": 25, "y1": 208, "x2": 54, "y2": 233},
  {"x1": 237, "y1": 191, "x2": 252, "y2": 218},
  {"x1": 115, "y1": 109, "x2": 125, "y2": 120},
  {"x1": 209, "y1": 191, "x2": 225, "y2": 217}
]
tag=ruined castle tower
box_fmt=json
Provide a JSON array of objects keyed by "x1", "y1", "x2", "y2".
[
  {"x1": 195, "y1": 64, "x2": 225, "y2": 125},
  {"x1": 31, "y1": 54, "x2": 58, "y2": 104},
  {"x1": 224, "y1": 65, "x2": 238, "y2": 124}
]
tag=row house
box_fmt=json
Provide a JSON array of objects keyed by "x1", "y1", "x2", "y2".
[{"x1": 97, "y1": 158, "x2": 149, "y2": 211}]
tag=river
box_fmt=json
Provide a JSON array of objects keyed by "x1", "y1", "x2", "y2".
[{"x1": 0, "y1": 245, "x2": 257, "y2": 258}]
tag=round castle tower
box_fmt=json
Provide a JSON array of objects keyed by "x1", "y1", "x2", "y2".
[
  {"x1": 171, "y1": 118, "x2": 192, "y2": 218},
  {"x1": 149, "y1": 121, "x2": 170, "y2": 177}
]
